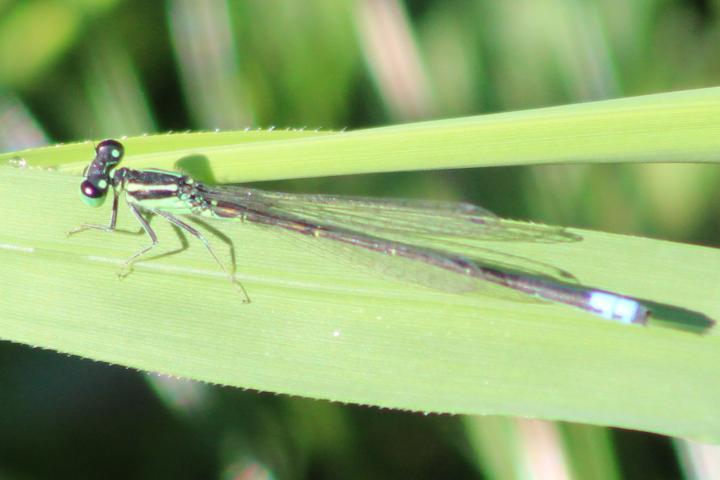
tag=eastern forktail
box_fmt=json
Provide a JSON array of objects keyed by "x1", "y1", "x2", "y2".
[{"x1": 68, "y1": 139, "x2": 713, "y2": 330}]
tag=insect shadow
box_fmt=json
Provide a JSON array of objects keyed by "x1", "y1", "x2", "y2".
[{"x1": 175, "y1": 153, "x2": 217, "y2": 184}]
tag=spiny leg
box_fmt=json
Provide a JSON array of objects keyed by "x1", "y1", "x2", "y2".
[
  {"x1": 67, "y1": 192, "x2": 119, "y2": 236},
  {"x1": 117, "y1": 203, "x2": 159, "y2": 278},
  {"x1": 154, "y1": 210, "x2": 251, "y2": 303}
]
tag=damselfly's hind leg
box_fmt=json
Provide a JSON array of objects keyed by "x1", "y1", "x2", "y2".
[
  {"x1": 154, "y1": 210, "x2": 251, "y2": 303},
  {"x1": 67, "y1": 193, "x2": 119, "y2": 236}
]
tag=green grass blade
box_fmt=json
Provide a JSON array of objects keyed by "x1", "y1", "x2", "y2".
[
  {"x1": 0, "y1": 164, "x2": 718, "y2": 441},
  {"x1": 6, "y1": 87, "x2": 719, "y2": 182},
  {"x1": 1, "y1": 88, "x2": 719, "y2": 441}
]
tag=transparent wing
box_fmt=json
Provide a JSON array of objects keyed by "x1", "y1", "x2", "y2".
[
  {"x1": 199, "y1": 185, "x2": 579, "y2": 244},
  {"x1": 205, "y1": 198, "x2": 544, "y2": 302},
  {"x1": 194, "y1": 185, "x2": 587, "y2": 302},
  {"x1": 198, "y1": 185, "x2": 580, "y2": 283}
]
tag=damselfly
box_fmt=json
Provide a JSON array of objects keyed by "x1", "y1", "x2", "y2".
[{"x1": 68, "y1": 139, "x2": 709, "y2": 329}]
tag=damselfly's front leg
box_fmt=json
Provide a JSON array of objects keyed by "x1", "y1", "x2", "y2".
[
  {"x1": 117, "y1": 203, "x2": 159, "y2": 279},
  {"x1": 154, "y1": 210, "x2": 251, "y2": 303},
  {"x1": 67, "y1": 192, "x2": 119, "y2": 236}
]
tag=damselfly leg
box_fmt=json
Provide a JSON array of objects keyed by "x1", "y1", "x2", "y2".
[
  {"x1": 154, "y1": 209, "x2": 250, "y2": 303},
  {"x1": 67, "y1": 192, "x2": 120, "y2": 235}
]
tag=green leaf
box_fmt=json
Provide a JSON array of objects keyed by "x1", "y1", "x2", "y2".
[{"x1": 1, "y1": 88, "x2": 718, "y2": 442}]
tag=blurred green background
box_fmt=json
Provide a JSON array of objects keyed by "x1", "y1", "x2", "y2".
[{"x1": 0, "y1": 0, "x2": 718, "y2": 478}]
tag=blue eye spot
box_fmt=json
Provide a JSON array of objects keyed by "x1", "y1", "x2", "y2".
[{"x1": 112, "y1": 149, "x2": 120, "y2": 158}]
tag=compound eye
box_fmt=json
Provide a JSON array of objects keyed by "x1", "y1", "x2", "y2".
[
  {"x1": 81, "y1": 179, "x2": 105, "y2": 198},
  {"x1": 95, "y1": 139, "x2": 124, "y2": 160},
  {"x1": 80, "y1": 179, "x2": 108, "y2": 207}
]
